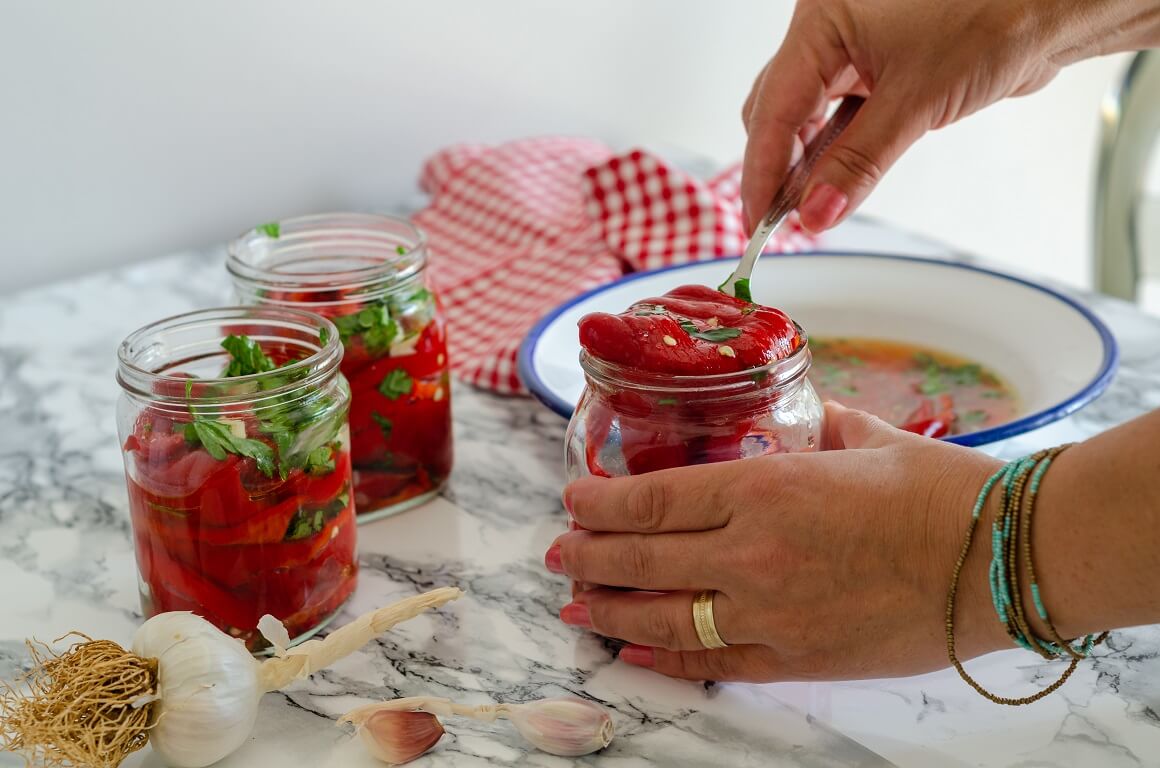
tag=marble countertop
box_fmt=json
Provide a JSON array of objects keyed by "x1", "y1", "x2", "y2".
[{"x1": 3, "y1": 220, "x2": 1160, "y2": 768}]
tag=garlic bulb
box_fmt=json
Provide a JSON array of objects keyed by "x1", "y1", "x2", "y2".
[
  {"x1": 2, "y1": 588, "x2": 462, "y2": 768},
  {"x1": 505, "y1": 697, "x2": 614, "y2": 757},
  {"x1": 131, "y1": 612, "x2": 264, "y2": 768}
]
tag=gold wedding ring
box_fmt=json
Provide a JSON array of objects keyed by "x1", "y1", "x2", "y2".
[{"x1": 692, "y1": 589, "x2": 729, "y2": 649}]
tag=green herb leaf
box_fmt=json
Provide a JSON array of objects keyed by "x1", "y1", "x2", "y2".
[
  {"x1": 678, "y1": 321, "x2": 742, "y2": 343},
  {"x1": 257, "y1": 221, "x2": 280, "y2": 238},
  {"x1": 656, "y1": 397, "x2": 679, "y2": 406},
  {"x1": 333, "y1": 302, "x2": 398, "y2": 354},
  {"x1": 371, "y1": 412, "x2": 393, "y2": 439},
  {"x1": 282, "y1": 491, "x2": 348, "y2": 541},
  {"x1": 319, "y1": 326, "x2": 330, "y2": 347},
  {"x1": 221, "y1": 334, "x2": 277, "y2": 377},
  {"x1": 409, "y1": 288, "x2": 432, "y2": 304},
  {"x1": 396, "y1": 244, "x2": 407, "y2": 255},
  {"x1": 186, "y1": 419, "x2": 276, "y2": 477},
  {"x1": 305, "y1": 444, "x2": 336, "y2": 475},
  {"x1": 948, "y1": 364, "x2": 982, "y2": 386},
  {"x1": 733, "y1": 278, "x2": 753, "y2": 303},
  {"x1": 185, "y1": 378, "x2": 195, "y2": 399},
  {"x1": 919, "y1": 373, "x2": 946, "y2": 395},
  {"x1": 378, "y1": 369, "x2": 413, "y2": 400},
  {"x1": 961, "y1": 409, "x2": 988, "y2": 424}
]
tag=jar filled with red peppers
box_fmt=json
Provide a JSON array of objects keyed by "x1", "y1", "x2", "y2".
[
  {"x1": 228, "y1": 214, "x2": 453, "y2": 521},
  {"x1": 565, "y1": 284, "x2": 824, "y2": 480},
  {"x1": 116, "y1": 307, "x2": 357, "y2": 651}
]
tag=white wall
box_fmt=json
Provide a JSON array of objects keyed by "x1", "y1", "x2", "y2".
[{"x1": 0, "y1": 1, "x2": 1130, "y2": 295}]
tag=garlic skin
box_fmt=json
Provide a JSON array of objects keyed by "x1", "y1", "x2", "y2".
[
  {"x1": 359, "y1": 710, "x2": 445, "y2": 764},
  {"x1": 131, "y1": 612, "x2": 264, "y2": 768},
  {"x1": 505, "y1": 697, "x2": 614, "y2": 757}
]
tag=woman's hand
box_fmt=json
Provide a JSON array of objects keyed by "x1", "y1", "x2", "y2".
[
  {"x1": 742, "y1": 0, "x2": 1160, "y2": 234},
  {"x1": 545, "y1": 404, "x2": 1008, "y2": 682}
]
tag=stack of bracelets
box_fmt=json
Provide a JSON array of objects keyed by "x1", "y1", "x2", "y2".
[{"x1": 945, "y1": 444, "x2": 1109, "y2": 705}]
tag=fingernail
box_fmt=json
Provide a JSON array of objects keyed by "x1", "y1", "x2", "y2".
[
  {"x1": 790, "y1": 135, "x2": 805, "y2": 166},
  {"x1": 798, "y1": 183, "x2": 848, "y2": 233},
  {"x1": 618, "y1": 644, "x2": 655, "y2": 668},
  {"x1": 560, "y1": 602, "x2": 591, "y2": 628},
  {"x1": 562, "y1": 486, "x2": 574, "y2": 515},
  {"x1": 742, "y1": 200, "x2": 751, "y2": 234},
  {"x1": 544, "y1": 545, "x2": 564, "y2": 574}
]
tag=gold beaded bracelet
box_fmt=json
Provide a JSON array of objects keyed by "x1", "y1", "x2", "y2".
[{"x1": 945, "y1": 445, "x2": 1107, "y2": 705}]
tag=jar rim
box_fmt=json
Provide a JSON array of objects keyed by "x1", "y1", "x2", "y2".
[
  {"x1": 116, "y1": 306, "x2": 342, "y2": 408},
  {"x1": 579, "y1": 323, "x2": 812, "y2": 394},
  {"x1": 226, "y1": 212, "x2": 428, "y2": 297}
]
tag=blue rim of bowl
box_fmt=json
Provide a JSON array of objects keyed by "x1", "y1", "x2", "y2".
[{"x1": 516, "y1": 251, "x2": 1120, "y2": 448}]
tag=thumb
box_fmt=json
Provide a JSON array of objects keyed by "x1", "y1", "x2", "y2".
[
  {"x1": 822, "y1": 402, "x2": 898, "y2": 450},
  {"x1": 797, "y1": 91, "x2": 929, "y2": 233}
]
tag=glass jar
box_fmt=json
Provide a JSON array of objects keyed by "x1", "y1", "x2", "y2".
[
  {"x1": 228, "y1": 213, "x2": 453, "y2": 521},
  {"x1": 116, "y1": 307, "x2": 357, "y2": 652},
  {"x1": 566, "y1": 333, "x2": 823, "y2": 480}
]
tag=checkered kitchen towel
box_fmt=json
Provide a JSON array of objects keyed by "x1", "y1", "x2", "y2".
[{"x1": 413, "y1": 137, "x2": 815, "y2": 394}]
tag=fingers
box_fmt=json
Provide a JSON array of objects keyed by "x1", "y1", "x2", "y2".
[
  {"x1": 564, "y1": 588, "x2": 750, "y2": 650},
  {"x1": 621, "y1": 644, "x2": 782, "y2": 683},
  {"x1": 821, "y1": 401, "x2": 901, "y2": 450},
  {"x1": 550, "y1": 530, "x2": 725, "y2": 591},
  {"x1": 797, "y1": 90, "x2": 929, "y2": 233},
  {"x1": 564, "y1": 463, "x2": 741, "y2": 534},
  {"x1": 740, "y1": 17, "x2": 850, "y2": 234}
]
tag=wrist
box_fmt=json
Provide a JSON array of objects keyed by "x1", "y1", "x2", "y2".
[
  {"x1": 1040, "y1": 0, "x2": 1160, "y2": 64},
  {"x1": 928, "y1": 450, "x2": 1010, "y2": 658}
]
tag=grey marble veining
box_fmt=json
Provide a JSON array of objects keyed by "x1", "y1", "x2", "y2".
[{"x1": 2, "y1": 224, "x2": 1160, "y2": 767}]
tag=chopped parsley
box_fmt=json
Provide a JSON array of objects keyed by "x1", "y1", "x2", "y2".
[
  {"x1": 914, "y1": 352, "x2": 983, "y2": 395},
  {"x1": 378, "y1": 369, "x2": 413, "y2": 400},
  {"x1": 656, "y1": 397, "x2": 679, "y2": 406},
  {"x1": 396, "y1": 244, "x2": 407, "y2": 255},
  {"x1": 371, "y1": 412, "x2": 393, "y2": 438},
  {"x1": 257, "y1": 221, "x2": 280, "y2": 238},
  {"x1": 332, "y1": 303, "x2": 398, "y2": 355},
  {"x1": 679, "y1": 321, "x2": 742, "y2": 343},
  {"x1": 961, "y1": 410, "x2": 988, "y2": 424}
]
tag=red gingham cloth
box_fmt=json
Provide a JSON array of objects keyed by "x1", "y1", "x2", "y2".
[{"x1": 414, "y1": 137, "x2": 815, "y2": 394}]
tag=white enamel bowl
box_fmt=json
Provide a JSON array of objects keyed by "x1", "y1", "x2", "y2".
[{"x1": 517, "y1": 252, "x2": 1118, "y2": 446}]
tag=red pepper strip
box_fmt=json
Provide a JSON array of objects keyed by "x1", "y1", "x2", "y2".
[
  {"x1": 145, "y1": 543, "x2": 260, "y2": 630},
  {"x1": 900, "y1": 418, "x2": 950, "y2": 439},
  {"x1": 151, "y1": 509, "x2": 353, "y2": 590}
]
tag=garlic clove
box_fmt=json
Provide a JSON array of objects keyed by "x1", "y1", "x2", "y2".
[
  {"x1": 359, "y1": 710, "x2": 445, "y2": 765},
  {"x1": 506, "y1": 697, "x2": 614, "y2": 757}
]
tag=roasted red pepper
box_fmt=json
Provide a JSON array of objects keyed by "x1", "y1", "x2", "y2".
[
  {"x1": 577, "y1": 284, "x2": 803, "y2": 476},
  {"x1": 262, "y1": 288, "x2": 453, "y2": 515},
  {"x1": 579, "y1": 284, "x2": 800, "y2": 375}
]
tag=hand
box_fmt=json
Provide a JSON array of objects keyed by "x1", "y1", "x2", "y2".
[
  {"x1": 742, "y1": 0, "x2": 1084, "y2": 234},
  {"x1": 545, "y1": 404, "x2": 1008, "y2": 682}
]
